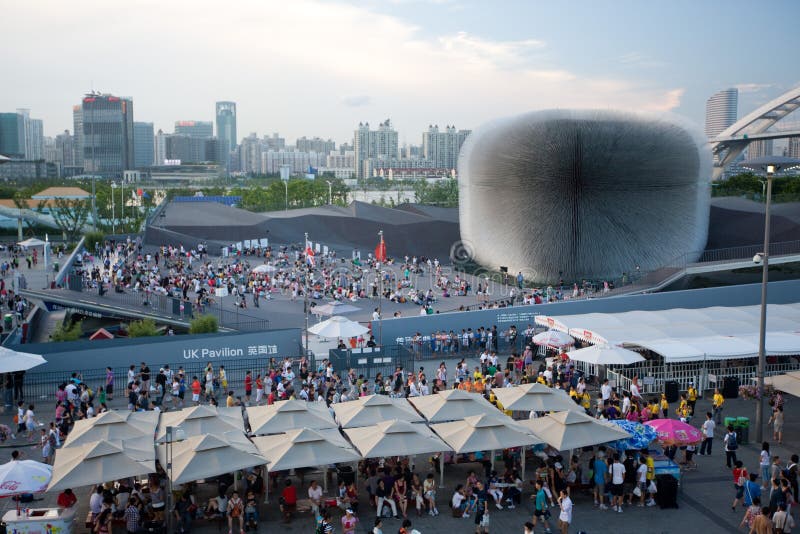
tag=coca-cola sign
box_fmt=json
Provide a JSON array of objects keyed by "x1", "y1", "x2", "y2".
[{"x1": 0, "y1": 480, "x2": 21, "y2": 491}]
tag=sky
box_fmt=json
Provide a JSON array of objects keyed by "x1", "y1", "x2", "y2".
[{"x1": 2, "y1": 0, "x2": 799, "y2": 145}]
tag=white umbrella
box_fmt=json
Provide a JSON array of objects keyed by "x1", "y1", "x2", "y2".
[
  {"x1": 48, "y1": 439, "x2": 155, "y2": 492},
  {"x1": 0, "y1": 460, "x2": 52, "y2": 496},
  {"x1": 407, "y1": 389, "x2": 498, "y2": 423},
  {"x1": 17, "y1": 238, "x2": 47, "y2": 247},
  {"x1": 344, "y1": 419, "x2": 450, "y2": 459},
  {"x1": 333, "y1": 395, "x2": 424, "y2": 429},
  {"x1": 492, "y1": 383, "x2": 583, "y2": 413},
  {"x1": 308, "y1": 315, "x2": 369, "y2": 338},
  {"x1": 766, "y1": 371, "x2": 800, "y2": 398},
  {"x1": 0, "y1": 346, "x2": 46, "y2": 373},
  {"x1": 566, "y1": 344, "x2": 645, "y2": 365},
  {"x1": 517, "y1": 411, "x2": 631, "y2": 451},
  {"x1": 156, "y1": 405, "x2": 243, "y2": 442},
  {"x1": 252, "y1": 428, "x2": 361, "y2": 472},
  {"x1": 247, "y1": 400, "x2": 337, "y2": 435},
  {"x1": 63, "y1": 410, "x2": 158, "y2": 449},
  {"x1": 431, "y1": 413, "x2": 543, "y2": 453},
  {"x1": 252, "y1": 264, "x2": 277, "y2": 274},
  {"x1": 532, "y1": 330, "x2": 575, "y2": 348},
  {"x1": 313, "y1": 301, "x2": 361, "y2": 316},
  {"x1": 157, "y1": 430, "x2": 265, "y2": 485}
]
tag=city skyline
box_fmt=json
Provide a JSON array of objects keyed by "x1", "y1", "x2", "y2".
[{"x1": 2, "y1": 0, "x2": 799, "y2": 143}]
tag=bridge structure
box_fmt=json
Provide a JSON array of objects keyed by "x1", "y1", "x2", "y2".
[{"x1": 712, "y1": 86, "x2": 800, "y2": 180}]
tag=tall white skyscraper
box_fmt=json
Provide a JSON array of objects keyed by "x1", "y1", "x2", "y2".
[
  {"x1": 16, "y1": 109, "x2": 44, "y2": 160},
  {"x1": 748, "y1": 139, "x2": 773, "y2": 159},
  {"x1": 353, "y1": 119, "x2": 398, "y2": 179},
  {"x1": 788, "y1": 137, "x2": 800, "y2": 158},
  {"x1": 422, "y1": 125, "x2": 471, "y2": 170},
  {"x1": 705, "y1": 88, "x2": 738, "y2": 139}
]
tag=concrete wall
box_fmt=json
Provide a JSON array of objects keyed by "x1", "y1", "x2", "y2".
[
  {"x1": 13, "y1": 328, "x2": 303, "y2": 374},
  {"x1": 380, "y1": 279, "x2": 800, "y2": 344}
]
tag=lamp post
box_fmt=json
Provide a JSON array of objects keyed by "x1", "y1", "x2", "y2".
[
  {"x1": 110, "y1": 182, "x2": 117, "y2": 234},
  {"x1": 742, "y1": 156, "x2": 800, "y2": 443},
  {"x1": 164, "y1": 425, "x2": 184, "y2": 534},
  {"x1": 304, "y1": 232, "x2": 310, "y2": 356},
  {"x1": 325, "y1": 180, "x2": 333, "y2": 205}
]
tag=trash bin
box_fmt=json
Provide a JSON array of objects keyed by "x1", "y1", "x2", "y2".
[
  {"x1": 737, "y1": 417, "x2": 750, "y2": 445},
  {"x1": 53, "y1": 261, "x2": 59, "y2": 272},
  {"x1": 3, "y1": 314, "x2": 12, "y2": 331},
  {"x1": 724, "y1": 417, "x2": 737, "y2": 429}
]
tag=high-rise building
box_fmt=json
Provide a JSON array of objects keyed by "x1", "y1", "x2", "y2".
[
  {"x1": 705, "y1": 88, "x2": 738, "y2": 139},
  {"x1": 422, "y1": 125, "x2": 471, "y2": 169},
  {"x1": 748, "y1": 139, "x2": 773, "y2": 160},
  {"x1": 164, "y1": 134, "x2": 218, "y2": 164},
  {"x1": 238, "y1": 133, "x2": 263, "y2": 174},
  {"x1": 154, "y1": 129, "x2": 167, "y2": 165},
  {"x1": 80, "y1": 93, "x2": 135, "y2": 176},
  {"x1": 264, "y1": 133, "x2": 285, "y2": 151},
  {"x1": 0, "y1": 112, "x2": 26, "y2": 158},
  {"x1": 16, "y1": 110, "x2": 44, "y2": 160},
  {"x1": 788, "y1": 137, "x2": 800, "y2": 159},
  {"x1": 353, "y1": 119, "x2": 398, "y2": 179},
  {"x1": 72, "y1": 106, "x2": 83, "y2": 167},
  {"x1": 55, "y1": 130, "x2": 75, "y2": 167},
  {"x1": 175, "y1": 120, "x2": 213, "y2": 138},
  {"x1": 296, "y1": 136, "x2": 335, "y2": 154},
  {"x1": 133, "y1": 122, "x2": 155, "y2": 168},
  {"x1": 215, "y1": 101, "x2": 237, "y2": 169}
]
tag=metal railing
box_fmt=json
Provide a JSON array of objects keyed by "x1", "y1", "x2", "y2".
[
  {"x1": 9, "y1": 357, "x2": 290, "y2": 404},
  {"x1": 324, "y1": 345, "x2": 413, "y2": 381},
  {"x1": 607, "y1": 359, "x2": 800, "y2": 397}
]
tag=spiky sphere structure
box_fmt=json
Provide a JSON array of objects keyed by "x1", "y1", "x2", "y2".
[{"x1": 457, "y1": 110, "x2": 711, "y2": 283}]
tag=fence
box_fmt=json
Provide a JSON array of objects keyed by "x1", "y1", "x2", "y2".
[
  {"x1": 8, "y1": 357, "x2": 289, "y2": 404},
  {"x1": 392, "y1": 335, "x2": 527, "y2": 361},
  {"x1": 607, "y1": 358, "x2": 800, "y2": 396},
  {"x1": 321, "y1": 345, "x2": 414, "y2": 381}
]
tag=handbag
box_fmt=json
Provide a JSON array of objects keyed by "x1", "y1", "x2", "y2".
[
  {"x1": 647, "y1": 481, "x2": 658, "y2": 494},
  {"x1": 633, "y1": 486, "x2": 642, "y2": 497}
]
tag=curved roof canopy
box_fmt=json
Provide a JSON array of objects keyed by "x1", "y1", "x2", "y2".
[{"x1": 535, "y1": 303, "x2": 800, "y2": 362}]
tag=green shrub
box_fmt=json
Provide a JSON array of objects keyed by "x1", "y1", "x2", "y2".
[
  {"x1": 83, "y1": 231, "x2": 105, "y2": 253},
  {"x1": 128, "y1": 318, "x2": 161, "y2": 337},
  {"x1": 51, "y1": 320, "x2": 82, "y2": 342},
  {"x1": 189, "y1": 314, "x2": 218, "y2": 334}
]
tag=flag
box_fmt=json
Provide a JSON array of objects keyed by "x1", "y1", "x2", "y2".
[
  {"x1": 375, "y1": 234, "x2": 387, "y2": 262},
  {"x1": 305, "y1": 243, "x2": 315, "y2": 267}
]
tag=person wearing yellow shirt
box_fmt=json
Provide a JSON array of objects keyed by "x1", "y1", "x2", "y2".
[
  {"x1": 473, "y1": 367, "x2": 483, "y2": 381},
  {"x1": 677, "y1": 394, "x2": 688, "y2": 417},
  {"x1": 712, "y1": 388, "x2": 724, "y2": 424},
  {"x1": 649, "y1": 399, "x2": 660, "y2": 419},
  {"x1": 569, "y1": 387, "x2": 578, "y2": 400},
  {"x1": 687, "y1": 383, "x2": 698, "y2": 415},
  {"x1": 581, "y1": 392, "x2": 591, "y2": 411},
  {"x1": 660, "y1": 394, "x2": 669, "y2": 418},
  {"x1": 536, "y1": 374, "x2": 547, "y2": 385}
]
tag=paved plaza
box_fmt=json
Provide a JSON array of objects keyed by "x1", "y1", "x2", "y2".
[{"x1": 0, "y1": 385, "x2": 794, "y2": 533}]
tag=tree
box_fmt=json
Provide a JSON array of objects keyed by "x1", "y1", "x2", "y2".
[
  {"x1": 12, "y1": 193, "x2": 47, "y2": 236},
  {"x1": 128, "y1": 318, "x2": 161, "y2": 337},
  {"x1": 51, "y1": 320, "x2": 82, "y2": 342},
  {"x1": 413, "y1": 178, "x2": 459, "y2": 207},
  {"x1": 49, "y1": 198, "x2": 91, "y2": 241},
  {"x1": 189, "y1": 314, "x2": 218, "y2": 334}
]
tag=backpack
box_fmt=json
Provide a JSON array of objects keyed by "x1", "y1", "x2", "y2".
[
  {"x1": 727, "y1": 432, "x2": 738, "y2": 450},
  {"x1": 315, "y1": 520, "x2": 326, "y2": 534}
]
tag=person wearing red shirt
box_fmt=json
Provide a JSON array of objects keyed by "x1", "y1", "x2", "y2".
[
  {"x1": 280, "y1": 479, "x2": 297, "y2": 523},
  {"x1": 191, "y1": 376, "x2": 202, "y2": 405},
  {"x1": 255, "y1": 375, "x2": 264, "y2": 404},
  {"x1": 731, "y1": 460, "x2": 748, "y2": 511},
  {"x1": 244, "y1": 371, "x2": 253, "y2": 404},
  {"x1": 57, "y1": 488, "x2": 77, "y2": 508}
]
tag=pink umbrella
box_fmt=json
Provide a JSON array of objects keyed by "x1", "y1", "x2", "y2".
[{"x1": 645, "y1": 419, "x2": 703, "y2": 446}]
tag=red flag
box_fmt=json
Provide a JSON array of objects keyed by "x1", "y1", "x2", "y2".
[{"x1": 375, "y1": 237, "x2": 387, "y2": 262}]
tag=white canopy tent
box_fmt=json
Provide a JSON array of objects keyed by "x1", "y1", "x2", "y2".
[{"x1": 535, "y1": 303, "x2": 800, "y2": 363}]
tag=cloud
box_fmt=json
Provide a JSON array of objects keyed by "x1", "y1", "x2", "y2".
[
  {"x1": 341, "y1": 95, "x2": 372, "y2": 107},
  {"x1": 0, "y1": 0, "x2": 690, "y2": 140},
  {"x1": 734, "y1": 83, "x2": 774, "y2": 93},
  {"x1": 616, "y1": 52, "x2": 664, "y2": 68}
]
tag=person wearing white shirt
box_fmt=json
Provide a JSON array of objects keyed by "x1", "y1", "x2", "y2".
[
  {"x1": 699, "y1": 412, "x2": 715, "y2": 455},
  {"x1": 608, "y1": 454, "x2": 626, "y2": 513},
  {"x1": 557, "y1": 489, "x2": 572, "y2": 531},
  {"x1": 621, "y1": 393, "x2": 631, "y2": 416},
  {"x1": 601, "y1": 380, "x2": 612, "y2": 401}
]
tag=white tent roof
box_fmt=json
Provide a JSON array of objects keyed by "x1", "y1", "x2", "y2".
[
  {"x1": 333, "y1": 395, "x2": 424, "y2": 428},
  {"x1": 536, "y1": 303, "x2": 800, "y2": 363}
]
